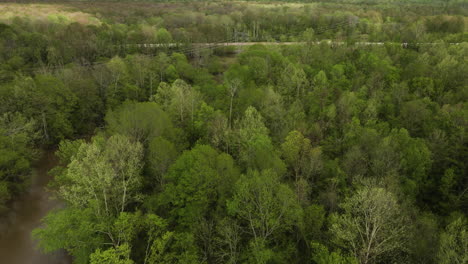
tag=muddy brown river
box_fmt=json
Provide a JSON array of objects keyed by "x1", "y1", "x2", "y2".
[{"x1": 0, "y1": 151, "x2": 71, "y2": 264}]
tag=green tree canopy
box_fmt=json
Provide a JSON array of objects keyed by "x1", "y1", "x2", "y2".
[
  {"x1": 159, "y1": 144, "x2": 239, "y2": 229},
  {"x1": 105, "y1": 101, "x2": 174, "y2": 145}
]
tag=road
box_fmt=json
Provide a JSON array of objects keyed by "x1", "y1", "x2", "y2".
[{"x1": 128, "y1": 41, "x2": 462, "y2": 49}]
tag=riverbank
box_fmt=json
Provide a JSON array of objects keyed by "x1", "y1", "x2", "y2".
[{"x1": 0, "y1": 150, "x2": 70, "y2": 264}]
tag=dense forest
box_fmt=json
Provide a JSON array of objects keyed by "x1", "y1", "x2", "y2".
[{"x1": 0, "y1": 1, "x2": 466, "y2": 263}]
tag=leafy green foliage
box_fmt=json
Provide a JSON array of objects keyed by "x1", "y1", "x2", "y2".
[
  {"x1": 311, "y1": 242, "x2": 358, "y2": 264},
  {"x1": 90, "y1": 244, "x2": 134, "y2": 264},
  {"x1": 106, "y1": 101, "x2": 174, "y2": 145},
  {"x1": 236, "y1": 106, "x2": 285, "y2": 174},
  {"x1": 159, "y1": 144, "x2": 239, "y2": 229},
  {"x1": 1, "y1": 2, "x2": 466, "y2": 263},
  {"x1": 228, "y1": 170, "x2": 302, "y2": 252},
  {"x1": 57, "y1": 135, "x2": 144, "y2": 216},
  {"x1": 33, "y1": 207, "x2": 104, "y2": 264},
  {"x1": 0, "y1": 112, "x2": 38, "y2": 211},
  {"x1": 437, "y1": 216, "x2": 468, "y2": 264}
]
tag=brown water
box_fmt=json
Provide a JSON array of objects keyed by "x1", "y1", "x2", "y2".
[{"x1": 0, "y1": 151, "x2": 71, "y2": 264}]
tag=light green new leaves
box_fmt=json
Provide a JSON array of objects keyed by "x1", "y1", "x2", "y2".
[
  {"x1": 330, "y1": 187, "x2": 409, "y2": 264},
  {"x1": 90, "y1": 243, "x2": 134, "y2": 264},
  {"x1": 437, "y1": 217, "x2": 468, "y2": 264},
  {"x1": 59, "y1": 135, "x2": 144, "y2": 217},
  {"x1": 228, "y1": 169, "x2": 302, "y2": 241},
  {"x1": 153, "y1": 79, "x2": 201, "y2": 127}
]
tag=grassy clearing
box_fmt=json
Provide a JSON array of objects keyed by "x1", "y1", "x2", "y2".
[
  {"x1": 235, "y1": 2, "x2": 316, "y2": 9},
  {"x1": 0, "y1": 3, "x2": 101, "y2": 25}
]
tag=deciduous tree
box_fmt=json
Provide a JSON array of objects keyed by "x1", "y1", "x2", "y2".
[{"x1": 330, "y1": 187, "x2": 409, "y2": 264}]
